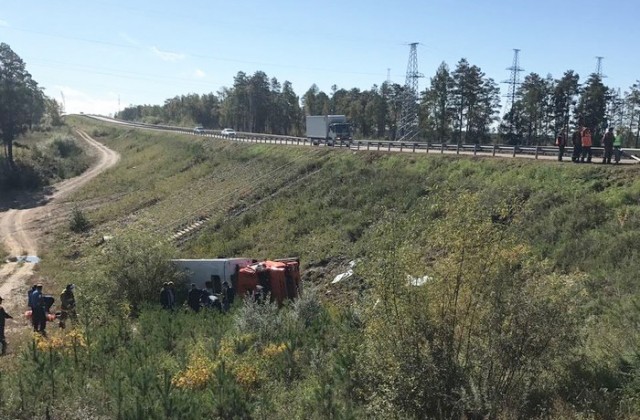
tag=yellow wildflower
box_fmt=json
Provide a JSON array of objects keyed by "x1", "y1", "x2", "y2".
[
  {"x1": 262, "y1": 342, "x2": 287, "y2": 358},
  {"x1": 172, "y1": 346, "x2": 217, "y2": 390}
]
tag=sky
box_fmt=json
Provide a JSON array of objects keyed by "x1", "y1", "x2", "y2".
[{"x1": 1, "y1": 0, "x2": 639, "y2": 116}]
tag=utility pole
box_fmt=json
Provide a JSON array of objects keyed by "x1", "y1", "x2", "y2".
[
  {"x1": 386, "y1": 68, "x2": 391, "y2": 84},
  {"x1": 398, "y1": 42, "x2": 424, "y2": 142},
  {"x1": 502, "y1": 49, "x2": 524, "y2": 135}
]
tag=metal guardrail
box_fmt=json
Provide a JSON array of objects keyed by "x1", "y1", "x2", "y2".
[{"x1": 85, "y1": 115, "x2": 640, "y2": 163}]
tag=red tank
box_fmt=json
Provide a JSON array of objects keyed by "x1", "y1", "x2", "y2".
[{"x1": 236, "y1": 259, "x2": 301, "y2": 304}]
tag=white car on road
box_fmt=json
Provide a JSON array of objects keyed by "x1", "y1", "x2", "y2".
[{"x1": 221, "y1": 128, "x2": 236, "y2": 137}]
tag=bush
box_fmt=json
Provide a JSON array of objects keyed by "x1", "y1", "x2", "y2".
[
  {"x1": 102, "y1": 234, "x2": 185, "y2": 312},
  {"x1": 69, "y1": 207, "x2": 91, "y2": 233},
  {"x1": 357, "y1": 193, "x2": 585, "y2": 418},
  {"x1": 50, "y1": 137, "x2": 83, "y2": 158}
]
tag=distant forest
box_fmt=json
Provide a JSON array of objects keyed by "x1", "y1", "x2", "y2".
[{"x1": 118, "y1": 59, "x2": 640, "y2": 146}]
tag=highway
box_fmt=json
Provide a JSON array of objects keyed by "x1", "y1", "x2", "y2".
[{"x1": 85, "y1": 115, "x2": 639, "y2": 165}]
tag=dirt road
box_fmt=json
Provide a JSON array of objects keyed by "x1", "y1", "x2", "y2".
[{"x1": 0, "y1": 129, "x2": 120, "y2": 312}]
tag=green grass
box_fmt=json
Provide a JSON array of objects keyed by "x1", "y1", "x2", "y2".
[{"x1": 6, "y1": 115, "x2": 640, "y2": 418}]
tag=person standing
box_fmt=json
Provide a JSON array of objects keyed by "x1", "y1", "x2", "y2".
[
  {"x1": 27, "y1": 284, "x2": 37, "y2": 330},
  {"x1": 556, "y1": 131, "x2": 567, "y2": 161},
  {"x1": 581, "y1": 127, "x2": 593, "y2": 163},
  {"x1": 59, "y1": 284, "x2": 76, "y2": 328},
  {"x1": 160, "y1": 282, "x2": 170, "y2": 309},
  {"x1": 0, "y1": 296, "x2": 13, "y2": 355},
  {"x1": 614, "y1": 129, "x2": 623, "y2": 164},
  {"x1": 571, "y1": 127, "x2": 582, "y2": 163},
  {"x1": 27, "y1": 284, "x2": 36, "y2": 309},
  {"x1": 31, "y1": 284, "x2": 45, "y2": 333},
  {"x1": 187, "y1": 284, "x2": 201, "y2": 313},
  {"x1": 167, "y1": 282, "x2": 175, "y2": 310},
  {"x1": 220, "y1": 281, "x2": 231, "y2": 312},
  {"x1": 602, "y1": 127, "x2": 615, "y2": 164}
]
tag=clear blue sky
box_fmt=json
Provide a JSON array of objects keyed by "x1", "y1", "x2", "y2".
[{"x1": 1, "y1": 0, "x2": 638, "y2": 116}]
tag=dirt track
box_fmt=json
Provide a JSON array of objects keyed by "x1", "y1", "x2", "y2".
[{"x1": 0, "y1": 129, "x2": 120, "y2": 313}]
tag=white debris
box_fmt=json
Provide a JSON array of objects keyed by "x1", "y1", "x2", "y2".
[
  {"x1": 407, "y1": 275, "x2": 432, "y2": 287},
  {"x1": 332, "y1": 269, "x2": 353, "y2": 284},
  {"x1": 331, "y1": 260, "x2": 358, "y2": 284}
]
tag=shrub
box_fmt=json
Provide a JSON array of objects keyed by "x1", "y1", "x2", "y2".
[
  {"x1": 357, "y1": 193, "x2": 585, "y2": 418},
  {"x1": 69, "y1": 207, "x2": 91, "y2": 233},
  {"x1": 102, "y1": 234, "x2": 185, "y2": 312},
  {"x1": 50, "y1": 137, "x2": 83, "y2": 158}
]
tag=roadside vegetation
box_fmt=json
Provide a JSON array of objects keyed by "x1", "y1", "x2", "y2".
[
  {"x1": 117, "y1": 64, "x2": 640, "y2": 148},
  {"x1": 0, "y1": 130, "x2": 93, "y2": 193},
  {"x1": 3, "y1": 117, "x2": 640, "y2": 418}
]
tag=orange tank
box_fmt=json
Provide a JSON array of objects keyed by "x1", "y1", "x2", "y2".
[{"x1": 236, "y1": 259, "x2": 301, "y2": 304}]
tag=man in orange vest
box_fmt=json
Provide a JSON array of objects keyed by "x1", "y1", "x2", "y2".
[{"x1": 581, "y1": 127, "x2": 593, "y2": 163}]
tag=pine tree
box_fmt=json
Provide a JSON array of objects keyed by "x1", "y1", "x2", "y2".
[
  {"x1": 0, "y1": 43, "x2": 45, "y2": 165},
  {"x1": 576, "y1": 74, "x2": 609, "y2": 142}
]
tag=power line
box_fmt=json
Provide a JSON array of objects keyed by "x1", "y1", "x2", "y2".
[{"x1": 3, "y1": 26, "x2": 390, "y2": 79}]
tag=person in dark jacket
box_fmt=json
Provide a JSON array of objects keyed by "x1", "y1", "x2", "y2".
[
  {"x1": 167, "y1": 282, "x2": 175, "y2": 309},
  {"x1": 602, "y1": 127, "x2": 615, "y2": 164},
  {"x1": 160, "y1": 282, "x2": 170, "y2": 309},
  {"x1": 556, "y1": 131, "x2": 567, "y2": 161},
  {"x1": 220, "y1": 281, "x2": 231, "y2": 312},
  {"x1": 27, "y1": 284, "x2": 37, "y2": 330},
  {"x1": 571, "y1": 127, "x2": 582, "y2": 162},
  {"x1": 31, "y1": 284, "x2": 46, "y2": 334},
  {"x1": 0, "y1": 296, "x2": 13, "y2": 355},
  {"x1": 187, "y1": 284, "x2": 201, "y2": 313},
  {"x1": 27, "y1": 284, "x2": 36, "y2": 309},
  {"x1": 59, "y1": 284, "x2": 76, "y2": 328},
  {"x1": 581, "y1": 127, "x2": 593, "y2": 163}
]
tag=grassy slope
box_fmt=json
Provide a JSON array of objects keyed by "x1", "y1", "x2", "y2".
[
  {"x1": 11, "y1": 116, "x2": 640, "y2": 418},
  {"x1": 41, "y1": 117, "x2": 640, "y2": 328},
  {"x1": 51, "y1": 117, "x2": 640, "y2": 282}
]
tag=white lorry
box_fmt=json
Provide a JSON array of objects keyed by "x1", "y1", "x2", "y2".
[
  {"x1": 306, "y1": 115, "x2": 352, "y2": 146},
  {"x1": 171, "y1": 258, "x2": 253, "y2": 293}
]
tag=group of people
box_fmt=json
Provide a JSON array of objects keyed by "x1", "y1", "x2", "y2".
[
  {"x1": 556, "y1": 126, "x2": 623, "y2": 164},
  {"x1": 27, "y1": 283, "x2": 77, "y2": 335},
  {"x1": 0, "y1": 283, "x2": 76, "y2": 356},
  {"x1": 161, "y1": 280, "x2": 235, "y2": 313},
  {"x1": 187, "y1": 281, "x2": 235, "y2": 313}
]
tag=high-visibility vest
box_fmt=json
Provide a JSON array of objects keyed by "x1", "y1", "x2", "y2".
[
  {"x1": 613, "y1": 136, "x2": 622, "y2": 147},
  {"x1": 581, "y1": 130, "x2": 593, "y2": 147}
]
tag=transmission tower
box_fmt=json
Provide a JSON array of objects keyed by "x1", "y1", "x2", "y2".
[
  {"x1": 595, "y1": 56, "x2": 607, "y2": 78},
  {"x1": 398, "y1": 42, "x2": 424, "y2": 141},
  {"x1": 502, "y1": 49, "x2": 524, "y2": 123}
]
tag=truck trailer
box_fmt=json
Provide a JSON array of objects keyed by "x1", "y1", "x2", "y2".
[
  {"x1": 306, "y1": 115, "x2": 352, "y2": 146},
  {"x1": 171, "y1": 258, "x2": 252, "y2": 294}
]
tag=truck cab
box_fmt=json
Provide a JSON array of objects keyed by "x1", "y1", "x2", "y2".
[{"x1": 328, "y1": 122, "x2": 352, "y2": 146}]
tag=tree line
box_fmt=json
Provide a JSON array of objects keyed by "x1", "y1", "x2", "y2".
[
  {"x1": 0, "y1": 43, "x2": 63, "y2": 166},
  {"x1": 118, "y1": 60, "x2": 640, "y2": 147}
]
